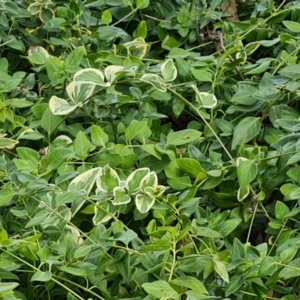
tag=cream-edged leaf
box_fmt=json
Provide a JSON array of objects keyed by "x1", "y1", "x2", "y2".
[
  {"x1": 68, "y1": 167, "x2": 101, "y2": 194},
  {"x1": 126, "y1": 168, "x2": 150, "y2": 194},
  {"x1": 161, "y1": 59, "x2": 177, "y2": 82},
  {"x1": 135, "y1": 193, "x2": 155, "y2": 213},
  {"x1": 191, "y1": 85, "x2": 217, "y2": 109},
  {"x1": 49, "y1": 96, "x2": 77, "y2": 115},
  {"x1": 96, "y1": 164, "x2": 120, "y2": 193},
  {"x1": 105, "y1": 65, "x2": 125, "y2": 83},
  {"x1": 140, "y1": 74, "x2": 166, "y2": 92},
  {"x1": 66, "y1": 81, "x2": 95, "y2": 104},
  {"x1": 73, "y1": 68, "x2": 110, "y2": 86},
  {"x1": 112, "y1": 186, "x2": 131, "y2": 205}
]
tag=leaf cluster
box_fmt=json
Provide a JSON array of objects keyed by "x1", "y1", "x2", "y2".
[{"x1": 0, "y1": 0, "x2": 300, "y2": 299}]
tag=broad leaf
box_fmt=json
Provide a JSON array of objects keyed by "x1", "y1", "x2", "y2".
[
  {"x1": 135, "y1": 193, "x2": 155, "y2": 213},
  {"x1": 167, "y1": 129, "x2": 201, "y2": 145},
  {"x1": 161, "y1": 59, "x2": 177, "y2": 82},
  {"x1": 142, "y1": 281, "x2": 179, "y2": 299},
  {"x1": 232, "y1": 117, "x2": 261, "y2": 150},
  {"x1": 96, "y1": 164, "x2": 120, "y2": 193}
]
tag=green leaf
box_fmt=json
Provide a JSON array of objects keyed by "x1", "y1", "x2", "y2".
[
  {"x1": 31, "y1": 271, "x2": 52, "y2": 282},
  {"x1": 135, "y1": 0, "x2": 149, "y2": 9},
  {"x1": 140, "y1": 144, "x2": 161, "y2": 160},
  {"x1": 283, "y1": 21, "x2": 300, "y2": 32},
  {"x1": 225, "y1": 275, "x2": 244, "y2": 297},
  {"x1": 42, "y1": 148, "x2": 74, "y2": 170},
  {"x1": 0, "y1": 282, "x2": 19, "y2": 294},
  {"x1": 115, "y1": 249, "x2": 130, "y2": 283},
  {"x1": 74, "y1": 131, "x2": 91, "y2": 160},
  {"x1": 74, "y1": 245, "x2": 92, "y2": 259},
  {"x1": 161, "y1": 59, "x2": 177, "y2": 82},
  {"x1": 275, "y1": 201, "x2": 290, "y2": 220},
  {"x1": 101, "y1": 9, "x2": 112, "y2": 25},
  {"x1": 191, "y1": 68, "x2": 212, "y2": 82},
  {"x1": 196, "y1": 227, "x2": 223, "y2": 238},
  {"x1": 171, "y1": 276, "x2": 208, "y2": 294},
  {"x1": 279, "y1": 258, "x2": 300, "y2": 280},
  {"x1": 91, "y1": 125, "x2": 109, "y2": 147},
  {"x1": 232, "y1": 117, "x2": 261, "y2": 150},
  {"x1": 213, "y1": 259, "x2": 229, "y2": 283},
  {"x1": 216, "y1": 219, "x2": 242, "y2": 237},
  {"x1": 125, "y1": 120, "x2": 150, "y2": 141},
  {"x1": 46, "y1": 55, "x2": 65, "y2": 86},
  {"x1": 167, "y1": 176, "x2": 192, "y2": 190},
  {"x1": 278, "y1": 64, "x2": 300, "y2": 79},
  {"x1": 140, "y1": 239, "x2": 171, "y2": 251},
  {"x1": 59, "y1": 267, "x2": 87, "y2": 277},
  {"x1": 284, "y1": 187, "x2": 300, "y2": 200},
  {"x1": 0, "y1": 268, "x2": 17, "y2": 280},
  {"x1": 237, "y1": 160, "x2": 257, "y2": 187},
  {"x1": 55, "y1": 192, "x2": 79, "y2": 207},
  {"x1": 0, "y1": 187, "x2": 17, "y2": 206},
  {"x1": 167, "y1": 129, "x2": 201, "y2": 146},
  {"x1": 287, "y1": 152, "x2": 300, "y2": 165},
  {"x1": 25, "y1": 210, "x2": 48, "y2": 228},
  {"x1": 279, "y1": 247, "x2": 298, "y2": 263},
  {"x1": 231, "y1": 87, "x2": 258, "y2": 105},
  {"x1": 176, "y1": 158, "x2": 206, "y2": 178},
  {"x1": 142, "y1": 281, "x2": 179, "y2": 299},
  {"x1": 65, "y1": 46, "x2": 85, "y2": 73},
  {"x1": 258, "y1": 256, "x2": 277, "y2": 276},
  {"x1": 133, "y1": 20, "x2": 147, "y2": 39},
  {"x1": 41, "y1": 108, "x2": 63, "y2": 135}
]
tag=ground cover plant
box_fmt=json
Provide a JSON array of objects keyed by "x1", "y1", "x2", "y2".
[{"x1": 1, "y1": 0, "x2": 300, "y2": 299}]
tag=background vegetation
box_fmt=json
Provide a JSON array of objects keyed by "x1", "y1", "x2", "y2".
[{"x1": 1, "y1": 0, "x2": 300, "y2": 299}]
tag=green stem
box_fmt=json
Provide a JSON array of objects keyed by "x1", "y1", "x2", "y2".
[
  {"x1": 53, "y1": 275, "x2": 105, "y2": 300},
  {"x1": 112, "y1": 8, "x2": 138, "y2": 26},
  {"x1": 246, "y1": 196, "x2": 258, "y2": 244},
  {"x1": 168, "y1": 242, "x2": 177, "y2": 282},
  {"x1": 167, "y1": 87, "x2": 236, "y2": 166},
  {"x1": 0, "y1": 248, "x2": 85, "y2": 300},
  {"x1": 29, "y1": 195, "x2": 112, "y2": 259}
]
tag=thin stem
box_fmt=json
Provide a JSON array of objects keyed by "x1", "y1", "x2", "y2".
[
  {"x1": 112, "y1": 8, "x2": 137, "y2": 26},
  {"x1": 53, "y1": 275, "x2": 105, "y2": 300},
  {"x1": 144, "y1": 14, "x2": 170, "y2": 23},
  {"x1": 0, "y1": 248, "x2": 85, "y2": 300},
  {"x1": 168, "y1": 242, "x2": 177, "y2": 282},
  {"x1": 29, "y1": 195, "x2": 112, "y2": 259},
  {"x1": 246, "y1": 196, "x2": 258, "y2": 243},
  {"x1": 167, "y1": 87, "x2": 236, "y2": 166},
  {"x1": 268, "y1": 202, "x2": 299, "y2": 255}
]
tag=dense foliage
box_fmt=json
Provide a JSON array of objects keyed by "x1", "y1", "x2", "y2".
[{"x1": 1, "y1": 0, "x2": 300, "y2": 299}]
